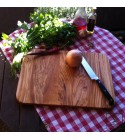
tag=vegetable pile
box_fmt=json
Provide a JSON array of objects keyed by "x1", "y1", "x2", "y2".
[{"x1": 1, "y1": 9, "x2": 77, "y2": 76}]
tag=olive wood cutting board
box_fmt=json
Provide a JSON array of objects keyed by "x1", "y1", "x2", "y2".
[{"x1": 16, "y1": 51, "x2": 115, "y2": 108}]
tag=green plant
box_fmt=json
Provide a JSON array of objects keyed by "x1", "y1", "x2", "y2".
[
  {"x1": 34, "y1": 7, "x2": 78, "y2": 19},
  {"x1": 34, "y1": 7, "x2": 93, "y2": 19},
  {"x1": 1, "y1": 7, "x2": 78, "y2": 76},
  {"x1": 27, "y1": 12, "x2": 77, "y2": 49}
]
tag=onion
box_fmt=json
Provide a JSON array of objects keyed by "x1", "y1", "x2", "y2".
[{"x1": 65, "y1": 49, "x2": 82, "y2": 67}]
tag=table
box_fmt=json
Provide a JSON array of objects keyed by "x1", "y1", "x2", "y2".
[
  {"x1": 0, "y1": 26, "x2": 125, "y2": 132},
  {"x1": 0, "y1": 48, "x2": 47, "y2": 131}
]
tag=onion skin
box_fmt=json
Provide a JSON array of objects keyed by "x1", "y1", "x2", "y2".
[{"x1": 65, "y1": 50, "x2": 83, "y2": 67}]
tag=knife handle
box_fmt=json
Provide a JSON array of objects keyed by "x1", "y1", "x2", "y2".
[{"x1": 96, "y1": 79, "x2": 115, "y2": 106}]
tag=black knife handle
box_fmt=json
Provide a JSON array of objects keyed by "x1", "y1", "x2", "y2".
[{"x1": 96, "y1": 79, "x2": 115, "y2": 106}]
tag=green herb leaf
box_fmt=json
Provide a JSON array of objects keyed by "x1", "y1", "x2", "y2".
[
  {"x1": 2, "y1": 8, "x2": 78, "y2": 77},
  {"x1": 1, "y1": 33, "x2": 9, "y2": 40}
]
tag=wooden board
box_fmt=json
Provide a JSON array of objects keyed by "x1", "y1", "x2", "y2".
[{"x1": 16, "y1": 51, "x2": 115, "y2": 108}]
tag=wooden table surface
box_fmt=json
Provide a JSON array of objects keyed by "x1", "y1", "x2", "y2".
[
  {"x1": 0, "y1": 48, "x2": 125, "y2": 132},
  {"x1": 0, "y1": 49, "x2": 47, "y2": 132}
]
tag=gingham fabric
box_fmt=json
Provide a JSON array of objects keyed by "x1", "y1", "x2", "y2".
[{"x1": 0, "y1": 26, "x2": 125, "y2": 132}]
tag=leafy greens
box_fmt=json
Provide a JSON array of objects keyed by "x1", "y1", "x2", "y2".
[{"x1": 1, "y1": 8, "x2": 77, "y2": 76}]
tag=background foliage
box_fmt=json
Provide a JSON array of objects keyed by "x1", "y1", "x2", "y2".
[{"x1": 34, "y1": 7, "x2": 93, "y2": 19}]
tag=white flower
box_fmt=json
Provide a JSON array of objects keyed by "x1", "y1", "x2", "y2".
[{"x1": 13, "y1": 52, "x2": 24, "y2": 63}]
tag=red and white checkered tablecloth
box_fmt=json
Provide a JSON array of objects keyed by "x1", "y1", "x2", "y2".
[{"x1": 0, "y1": 26, "x2": 125, "y2": 132}]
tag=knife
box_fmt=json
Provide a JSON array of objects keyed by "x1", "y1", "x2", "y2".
[{"x1": 81, "y1": 56, "x2": 114, "y2": 106}]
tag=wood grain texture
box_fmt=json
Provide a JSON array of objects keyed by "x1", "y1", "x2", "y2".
[
  {"x1": 16, "y1": 51, "x2": 115, "y2": 108},
  {"x1": 0, "y1": 49, "x2": 5, "y2": 107},
  {"x1": 19, "y1": 104, "x2": 47, "y2": 132},
  {"x1": 0, "y1": 60, "x2": 20, "y2": 131}
]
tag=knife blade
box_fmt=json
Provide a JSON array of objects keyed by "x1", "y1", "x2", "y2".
[{"x1": 81, "y1": 56, "x2": 114, "y2": 106}]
